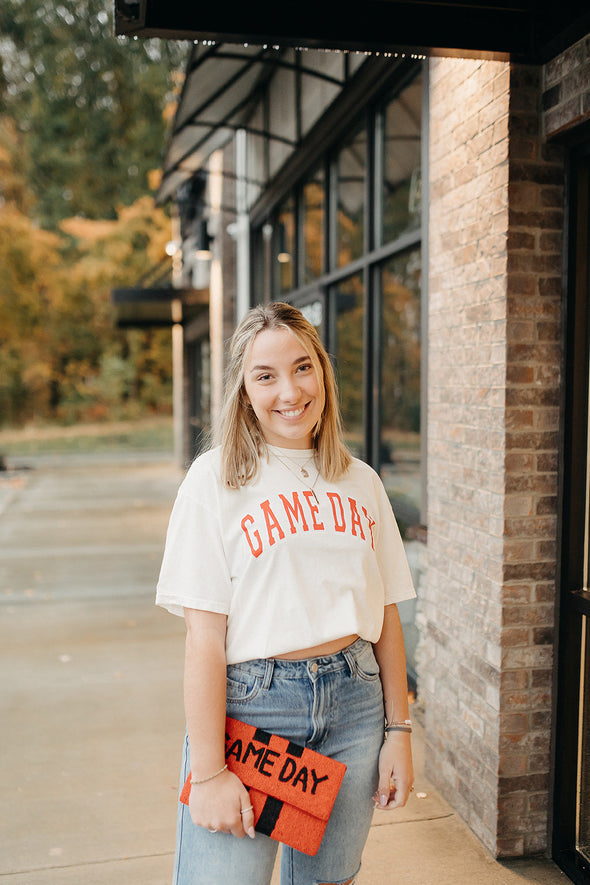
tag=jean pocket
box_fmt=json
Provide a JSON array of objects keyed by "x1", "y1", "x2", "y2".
[
  {"x1": 226, "y1": 666, "x2": 263, "y2": 702},
  {"x1": 352, "y1": 643, "x2": 381, "y2": 682}
]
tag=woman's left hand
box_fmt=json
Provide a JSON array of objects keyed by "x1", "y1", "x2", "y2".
[{"x1": 374, "y1": 731, "x2": 414, "y2": 809}]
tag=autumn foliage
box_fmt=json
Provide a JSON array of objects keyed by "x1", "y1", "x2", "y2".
[
  {"x1": 0, "y1": 134, "x2": 174, "y2": 425},
  {"x1": 0, "y1": 1, "x2": 187, "y2": 428}
]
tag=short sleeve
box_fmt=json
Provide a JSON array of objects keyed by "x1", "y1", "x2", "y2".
[
  {"x1": 155, "y1": 484, "x2": 233, "y2": 618},
  {"x1": 373, "y1": 478, "x2": 416, "y2": 605}
]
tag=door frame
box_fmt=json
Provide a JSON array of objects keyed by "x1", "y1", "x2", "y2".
[{"x1": 553, "y1": 140, "x2": 590, "y2": 884}]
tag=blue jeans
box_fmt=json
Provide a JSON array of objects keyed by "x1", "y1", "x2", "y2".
[{"x1": 173, "y1": 638, "x2": 385, "y2": 885}]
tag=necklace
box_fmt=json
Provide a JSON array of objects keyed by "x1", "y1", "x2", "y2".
[
  {"x1": 275, "y1": 451, "x2": 316, "y2": 478},
  {"x1": 271, "y1": 450, "x2": 321, "y2": 502}
]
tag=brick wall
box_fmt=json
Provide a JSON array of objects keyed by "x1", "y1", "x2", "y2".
[
  {"x1": 542, "y1": 34, "x2": 590, "y2": 139},
  {"x1": 420, "y1": 57, "x2": 564, "y2": 856}
]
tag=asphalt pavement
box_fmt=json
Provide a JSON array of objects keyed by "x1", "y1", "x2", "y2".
[{"x1": 0, "y1": 452, "x2": 568, "y2": 884}]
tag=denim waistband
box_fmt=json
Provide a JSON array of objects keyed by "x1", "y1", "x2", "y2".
[{"x1": 226, "y1": 637, "x2": 371, "y2": 683}]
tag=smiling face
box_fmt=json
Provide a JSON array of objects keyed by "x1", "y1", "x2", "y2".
[{"x1": 243, "y1": 327, "x2": 325, "y2": 449}]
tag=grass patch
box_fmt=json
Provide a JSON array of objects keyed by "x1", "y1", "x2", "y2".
[{"x1": 0, "y1": 417, "x2": 174, "y2": 457}]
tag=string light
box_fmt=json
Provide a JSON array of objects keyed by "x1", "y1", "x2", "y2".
[
  {"x1": 122, "y1": 31, "x2": 427, "y2": 58},
  {"x1": 189, "y1": 37, "x2": 426, "y2": 60},
  {"x1": 235, "y1": 42, "x2": 427, "y2": 60}
]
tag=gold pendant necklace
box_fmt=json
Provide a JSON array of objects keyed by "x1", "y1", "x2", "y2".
[{"x1": 271, "y1": 451, "x2": 320, "y2": 502}]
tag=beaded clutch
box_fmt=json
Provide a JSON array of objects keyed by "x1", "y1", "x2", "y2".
[{"x1": 180, "y1": 716, "x2": 347, "y2": 855}]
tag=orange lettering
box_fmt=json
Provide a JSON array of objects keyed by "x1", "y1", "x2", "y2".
[
  {"x1": 261, "y1": 499, "x2": 286, "y2": 546},
  {"x1": 362, "y1": 506, "x2": 376, "y2": 550},
  {"x1": 326, "y1": 492, "x2": 346, "y2": 532},
  {"x1": 279, "y1": 492, "x2": 309, "y2": 534},
  {"x1": 241, "y1": 514, "x2": 263, "y2": 558},
  {"x1": 302, "y1": 491, "x2": 324, "y2": 530},
  {"x1": 348, "y1": 497, "x2": 365, "y2": 540}
]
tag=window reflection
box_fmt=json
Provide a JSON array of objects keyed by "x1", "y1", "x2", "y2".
[
  {"x1": 251, "y1": 69, "x2": 423, "y2": 528},
  {"x1": 303, "y1": 166, "x2": 325, "y2": 282},
  {"x1": 382, "y1": 74, "x2": 422, "y2": 244},
  {"x1": 336, "y1": 127, "x2": 366, "y2": 267},
  {"x1": 334, "y1": 274, "x2": 364, "y2": 459},
  {"x1": 299, "y1": 299, "x2": 324, "y2": 336},
  {"x1": 380, "y1": 248, "x2": 421, "y2": 533},
  {"x1": 276, "y1": 197, "x2": 295, "y2": 294}
]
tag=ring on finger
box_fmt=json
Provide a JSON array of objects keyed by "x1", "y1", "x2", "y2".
[{"x1": 240, "y1": 805, "x2": 254, "y2": 815}]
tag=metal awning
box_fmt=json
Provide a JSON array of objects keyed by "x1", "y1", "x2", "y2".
[
  {"x1": 156, "y1": 43, "x2": 368, "y2": 205},
  {"x1": 111, "y1": 286, "x2": 209, "y2": 328},
  {"x1": 157, "y1": 43, "x2": 272, "y2": 204}
]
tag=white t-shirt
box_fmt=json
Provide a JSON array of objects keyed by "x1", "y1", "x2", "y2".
[{"x1": 156, "y1": 445, "x2": 415, "y2": 664}]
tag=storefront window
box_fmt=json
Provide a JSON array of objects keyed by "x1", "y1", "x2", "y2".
[
  {"x1": 336, "y1": 126, "x2": 366, "y2": 267},
  {"x1": 302, "y1": 166, "x2": 325, "y2": 282},
  {"x1": 275, "y1": 196, "x2": 295, "y2": 294},
  {"x1": 382, "y1": 74, "x2": 422, "y2": 244},
  {"x1": 333, "y1": 274, "x2": 365, "y2": 459},
  {"x1": 250, "y1": 65, "x2": 423, "y2": 529},
  {"x1": 379, "y1": 247, "x2": 421, "y2": 532},
  {"x1": 187, "y1": 337, "x2": 211, "y2": 460}
]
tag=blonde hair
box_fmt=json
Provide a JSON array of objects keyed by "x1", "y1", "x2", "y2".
[{"x1": 217, "y1": 302, "x2": 351, "y2": 488}]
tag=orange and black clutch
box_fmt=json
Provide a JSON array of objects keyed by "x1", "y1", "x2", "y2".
[{"x1": 180, "y1": 716, "x2": 347, "y2": 856}]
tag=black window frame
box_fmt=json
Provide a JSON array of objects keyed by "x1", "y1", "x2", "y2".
[{"x1": 249, "y1": 60, "x2": 426, "y2": 527}]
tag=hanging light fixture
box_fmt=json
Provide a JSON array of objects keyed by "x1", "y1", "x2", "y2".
[{"x1": 165, "y1": 240, "x2": 181, "y2": 256}]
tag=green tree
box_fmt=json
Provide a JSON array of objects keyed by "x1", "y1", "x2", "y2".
[
  {"x1": 0, "y1": 0, "x2": 187, "y2": 229},
  {"x1": 0, "y1": 116, "x2": 63, "y2": 423},
  {"x1": 0, "y1": 2, "x2": 183, "y2": 426},
  {"x1": 0, "y1": 114, "x2": 173, "y2": 427},
  {"x1": 56, "y1": 198, "x2": 173, "y2": 423}
]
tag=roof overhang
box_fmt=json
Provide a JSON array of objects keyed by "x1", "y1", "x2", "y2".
[
  {"x1": 111, "y1": 286, "x2": 209, "y2": 328},
  {"x1": 115, "y1": 0, "x2": 590, "y2": 64}
]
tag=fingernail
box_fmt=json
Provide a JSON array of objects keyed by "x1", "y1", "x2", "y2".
[
  {"x1": 380, "y1": 794, "x2": 388, "y2": 807},
  {"x1": 248, "y1": 827, "x2": 255, "y2": 839}
]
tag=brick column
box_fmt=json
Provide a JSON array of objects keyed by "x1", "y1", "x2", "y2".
[
  {"x1": 420, "y1": 57, "x2": 563, "y2": 856},
  {"x1": 499, "y1": 64, "x2": 564, "y2": 856}
]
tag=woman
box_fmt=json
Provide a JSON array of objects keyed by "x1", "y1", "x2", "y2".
[{"x1": 156, "y1": 302, "x2": 415, "y2": 885}]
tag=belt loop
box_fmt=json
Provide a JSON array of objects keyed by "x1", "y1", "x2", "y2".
[
  {"x1": 262, "y1": 658, "x2": 275, "y2": 689},
  {"x1": 342, "y1": 646, "x2": 356, "y2": 677}
]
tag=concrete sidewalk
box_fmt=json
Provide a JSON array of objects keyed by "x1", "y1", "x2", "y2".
[{"x1": 0, "y1": 454, "x2": 567, "y2": 884}]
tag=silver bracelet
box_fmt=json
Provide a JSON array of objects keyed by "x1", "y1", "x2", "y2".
[{"x1": 190, "y1": 763, "x2": 228, "y2": 785}]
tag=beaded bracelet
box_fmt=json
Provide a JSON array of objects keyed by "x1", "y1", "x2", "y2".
[{"x1": 190, "y1": 764, "x2": 228, "y2": 785}]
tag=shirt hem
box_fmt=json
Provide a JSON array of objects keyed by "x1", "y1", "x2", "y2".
[{"x1": 155, "y1": 595, "x2": 230, "y2": 618}]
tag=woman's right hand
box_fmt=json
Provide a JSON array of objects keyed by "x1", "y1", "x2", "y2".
[
  {"x1": 188, "y1": 769, "x2": 256, "y2": 839},
  {"x1": 182, "y1": 609, "x2": 253, "y2": 838}
]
